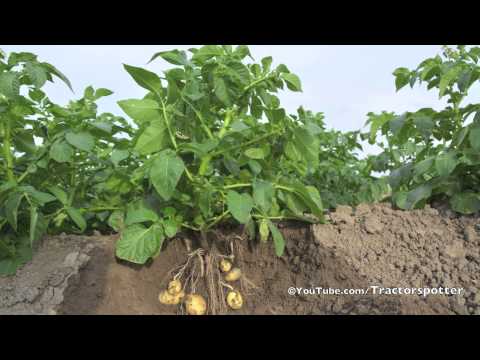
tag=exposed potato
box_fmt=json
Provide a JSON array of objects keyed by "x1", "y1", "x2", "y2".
[
  {"x1": 226, "y1": 290, "x2": 243, "y2": 310},
  {"x1": 224, "y1": 267, "x2": 242, "y2": 282},
  {"x1": 159, "y1": 289, "x2": 185, "y2": 305},
  {"x1": 219, "y1": 259, "x2": 232, "y2": 273},
  {"x1": 185, "y1": 294, "x2": 207, "y2": 315},
  {"x1": 167, "y1": 279, "x2": 182, "y2": 295}
]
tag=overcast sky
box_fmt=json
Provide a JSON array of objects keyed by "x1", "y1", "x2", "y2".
[{"x1": 2, "y1": 45, "x2": 472, "y2": 155}]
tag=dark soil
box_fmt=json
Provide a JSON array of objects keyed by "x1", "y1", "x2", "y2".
[{"x1": 2, "y1": 203, "x2": 480, "y2": 315}]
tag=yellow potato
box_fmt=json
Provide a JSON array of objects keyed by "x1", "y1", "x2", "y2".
[
  {"x1": 167, "y1": 279, "x2": 182, "y2": 295},
  {"x1": 159, "y1": 289, "x2": 185, "y2": 305},
  {"x1": 224, "y1": 267, "x2": 242, "y2": 282},
  {"x1": 185, "y1": 294, "x2": 207, "y2": 315},
  {"x1": 219, "y1": 259, "x2": 232, "y2": 273},
  {"x1": 226, "y1": 290, "x2": 243, "y2": 310}
]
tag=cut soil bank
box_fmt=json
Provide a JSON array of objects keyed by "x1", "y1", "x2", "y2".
[{"x1": 1, "y1": 203, "x2": 479, "y2": 315}]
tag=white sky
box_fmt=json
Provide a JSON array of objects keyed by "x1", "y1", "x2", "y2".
[{"x1": 3, "y1": 45, "x2": 476, "y2": 155}]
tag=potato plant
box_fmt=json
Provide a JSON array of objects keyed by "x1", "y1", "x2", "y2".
[
  {"x1": 0, "y1": 50, "x2": 133, "y2": 274},
  {"x1": 114, "y1": 45, "x2": 326, "y2": 264},
  {"x1": 366, "y1": 45, "x2": 480, "y2": 213}
]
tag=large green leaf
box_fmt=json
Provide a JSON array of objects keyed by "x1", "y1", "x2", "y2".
[
  {"x1": 253, "y1": 180, "x2": 274, "y2": 213},
  {"x1": 244, "y1": 148, "x2": 265, "y2": 159},
  {"x1": 48, "y1": 186, "x2": 68, "y2": 205},
  {"x1": 214, "y1": 76, "x2": 231, "y2": 106},
  {"x1": 267, "y1": 220, "x2": 285, "y2": 257},
  {"x1": 450, "y1": 192, "x2": 480, "y2": 214},
  {"x1": 0, "y1": 72, "x2": 20, "y2": 98},
  {"x1": 149, "y1": 50, "x2": 190, "y2": 66},
  {"x1": 292, "y1": 127, "x2": 319, "y2": 167},
  {"x1": 49, "y1": 141, "x2": 73, "y2": 163},
  {"x1": 150, "y1": 150, "x2": 185, "y2": 201},
  {"x1": 281, "y1": 73, "x2": 302, "y2": 92},
  {"x1": 435, "y1": 152, "x2": 458, "y2": 177},
  {"x1": 118, "y1": 99, "x2": 161, "y2": 126},
  {"x1": 66, "y1": 207, "x2": 87, "y2": 232},
  {"x1": 125, "y1": 201, "x2": 159, "y2": 226},
  {"x1": 5, "y1": 192, "x2": 24, "y2": 232},
  {"x1": 41, "y1": 62, "x2": 73, "y2": 91},
  {"x1": 226, "y1": 190, "x2": 254, "y2": 224},
  {"x1": 134, "y1": 121, "x2": 168, "y2": 155},
  {"x1": 469, "y1": 127, "x2": 480, "y2": 151},
  {"x1": 116, "y1": 224, "x2": 164, "y2": 264},
  {"x1": 123, "y1": 64, "x2": 163, "y2": 97},
  {"x1": 29, "y1": 207, "x2": 47, "y2": 247},
  {"x1": 66, "y1": 132, "x2": 95, "y2": 152},
  {"x1": 396, "y1": 184, "x2": 432, "y2": 210},
  {"x1": 25, "y1": 63, "x2": 48, "y2": 88}
]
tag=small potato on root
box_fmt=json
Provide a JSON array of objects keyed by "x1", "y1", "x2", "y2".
[
  {"x1": 185, "y1": 294, "x2": 207, "y2": 315},
  {"x1": 159, "y1": 289, "x2": 185, "y2": 305},
  {"x1": 219, "y1": 259, "x2": 232, "y2": 273},
  {"x1": 224, "y1": 267, "x2": 242, "y2": 282},
  {"x1": 167, "y1": 279, "x2": 182, "y2": 295},
  {"x1": 226, "y1": 290, "x2": 243, "y2": 310}
]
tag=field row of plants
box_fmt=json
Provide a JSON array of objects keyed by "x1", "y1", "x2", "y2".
[{"x1": 1, "y1": 45, "x2": 479, "y2": 275}]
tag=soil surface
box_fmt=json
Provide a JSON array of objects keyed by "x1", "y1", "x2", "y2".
[{"x1": 2, "y1": 203, "x2": 480, "y2": 315}]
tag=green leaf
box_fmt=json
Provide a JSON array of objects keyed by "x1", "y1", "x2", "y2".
[
  {"x1": 149, "y1": 50, "x2": 189, "y2": 66},
  {"x1": 413, "y1": 157, "x2": 434, "y2": 177},
  {"x1": 25, "y1": 63, "x2": 47, "y2": 88},
  {"x1": 292, "y1": 127, "x2": 319, "y2": 167},
  {"x1": 450, "y1": 192, "x2": 480, "y2": 214},
  {"x1": 29, "y1": 206, "x2": 47, "y2": 247},
  {"x1": 192, "y1": 45, "x2": 223, "y2": 62},
  {"x1": 435, "y1": 152, "x2": 458, "y2": 177},
  {"x1": 253, "y1": 180, "x2": 274, "y2": 213},
  {"x1": 0, "y1": 72, "x2": 20, "y2": 98},
  {"x1": 118, "y1": 99, "x2": 161, "y2": 126},
  {"x1": 49, "y1": 141, "x2": 73, "y2": 163},
  {"x1": 66, "y1": 132, "x2": 95, "y2": 152},
  {"x1": 94, "y1": 88, "x2": 113, "y2": 99},
  {"x1": 108, "y1": 210, "x2": 125, "y2": 232},
  {"x1": 48, "y1": 186, "x2": 68, "y2": 205},
  {"x1": 41, "y1": 62, "x2": 73, "y2": 91},
  {"x1": 267, "y1": 220, "x2": 285, "y2": 257},
  {"x1": 469, "y1": 127, "x2": 480, "y2": 151},
  {"x1": 125, "y1": 201, "x2": 159, "y2": 226},
  {"x1": 244, "y1": 148, "x2": 265, "y2": 159},
  {"x1": 281, "y1": 73, "x2": 302, "y2": 92},
  {"x1": 259, "y1": 219, "x2": 269, "y2": 242},
  {"x1": 116, "y1": 224, "x2": 164, "y2": 264},
  {"x1": 163, "y1": 218, "x2": 179, "y2": 238},
  {"x1": 226, "y1": 190, "x2": 254, "y2": 224},
  {"x1": 6, "y1": 192, "x2": 24, "y2": 232},
  {"x1": 134, "y1": 121, "x2": 168, "y2": 155},
  {"x1": 393, "y1": 67, "x2": 410, "y2": 91},
  {"x1": 111, "y1": 149, "x2": 129, "y2": 166},
  {"x1": 66, "y1": 207, "x2": 87, "y2": 232},
  {"x1": 123, "y1": 64, "x2": 163, "y2": 97},
  {"x1": 214, "y1": 76, "x2": 231, "y2": 106},
  {"x1": 150, "y1": 150, "x2": 185, "y2": 201},
  {"x1": 398, "y1": 184, "x2": 432, "y2": 210}
]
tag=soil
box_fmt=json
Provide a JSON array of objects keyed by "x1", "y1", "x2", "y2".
[{"x1": 1, "y1": 203, "x2": 480, "y2": 315}]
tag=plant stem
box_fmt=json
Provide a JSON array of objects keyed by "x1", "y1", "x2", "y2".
[
  {"x1": 223, "y1": 183, "x2": 251, "y2": 190},
  {"x1": 159, "y1": 98, "x2": 178, "y2": 150},
  {"x1": 211, "y1": 130, "x2": 279, "y2": 157},
  {"x1": 243, "y1": 75, "x2": 270, "y2": 94},
  {"x1": 1, "y1": 117, "x2": 15, "y2": 182},
  {"x1": 206, "y1": 210, "x2": 230, "y2": 230},
  {"x1": 217, "y1": 110, "x2": 233, "y2": 139},
  {"x1": 182, "y1": 96, "x2": 214, "y2": 139}
]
